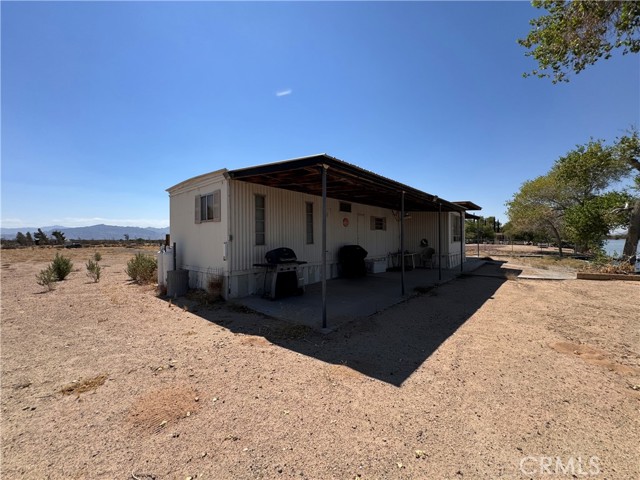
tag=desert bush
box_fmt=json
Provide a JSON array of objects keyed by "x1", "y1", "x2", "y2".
[
  {"x1": 36, "y1": 266, "x2": 57, "y2": 291},
  {"x1": 51, "y1": 253, "x2": 73, "y2": 280},
  {"x1": 126, "y1": 253, "x2": 157, "y2": 284},
  {"x1": 86, "y1": 259, "x2": 101, "y2": 283},
  {"x1": 93, "y1": 251, "x2": 102, "y2": 262}
]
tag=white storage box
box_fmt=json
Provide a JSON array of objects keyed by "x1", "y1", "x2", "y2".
[{"x1": 365, "y1": 258, "x2": 387, "y2": 274}]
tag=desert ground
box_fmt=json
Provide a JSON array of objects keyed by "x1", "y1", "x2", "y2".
[{"x1": 1, "y1": 245, "x2": 638, "y2": 479}]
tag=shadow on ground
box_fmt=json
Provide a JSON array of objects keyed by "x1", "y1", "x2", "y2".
[{"x1": 170, "y1": 262, "x2": 522, "y2": 387}]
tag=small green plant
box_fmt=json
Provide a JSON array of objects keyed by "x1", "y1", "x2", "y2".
[
  {"x1": 86, "y1": 258, "x2": 101, "y2": 283},
  {"x1": 126, "y1": 253, "x2": 157, "y2": 284},
  {"x1": 36, "y1": 266, "x2": 57, "y2": 291},
  {"x1": 93, "y1": 251, "x2": 102, "y2": 262},
  {"x1": 51, "y1": 253, "x2": 73, "y2": 281}
]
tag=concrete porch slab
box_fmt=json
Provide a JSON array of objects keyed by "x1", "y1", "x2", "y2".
[{"x1": 233, "y1": 259, "x2": 486, "y2": 331}]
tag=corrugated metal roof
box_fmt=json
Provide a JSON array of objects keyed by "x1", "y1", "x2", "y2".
[{"x1": 227, "y1": 154, "x2": 470, "y2": 213}]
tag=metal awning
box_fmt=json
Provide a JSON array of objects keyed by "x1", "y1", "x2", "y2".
[
  {"x1": 225, "y1": 153, "x2": 479, "y2": 330},
  {"x1": 227, "y1": 154, "x2": 465, "y2": 213}
]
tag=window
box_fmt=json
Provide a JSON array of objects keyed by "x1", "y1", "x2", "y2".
[
  {"x1": 305, "y1": 202, "x2": 314, "y2": 244},
  {"x1": 255, "y1": 194, "x2": 265, "y2": 245},
  {"x1": 195, "y1": 190, "x2": 221, "y2": 223},
  {"x1": 370, "y1": 216, "x2": 387, "y2": 231},
  {"x1": 339, "y1": 202, "x2": 352, "y2": 213},
  {"x1": 452, "y1": 214, "x2": 462, "y2": 242}
]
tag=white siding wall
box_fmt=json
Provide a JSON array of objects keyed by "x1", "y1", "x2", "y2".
[
  {"x1": 229, "y1": 180, "x2": 411, "y2": 296},
  {"x1": 169, "y1": 173, "x2": 230, "y2": 291},
  {"x1": 229, "y1": 180, "x2": 411, "y2": 271},
  {"x1": 227, "y1": 180, "x2": 464, "y2": 297}
]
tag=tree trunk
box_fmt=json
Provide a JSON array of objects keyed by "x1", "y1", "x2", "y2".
[
  {"x1": 548, "y1": 223, "x2": 563, "y2": 257},
  {"x1": 623, "y1": 198, "x2": 640, "y2": 257}
]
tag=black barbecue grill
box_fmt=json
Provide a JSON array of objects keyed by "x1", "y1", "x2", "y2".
[
  {"x1": 253, "y1": 247, "x2": 307, "y2": 299},
  {"x1": 339, "y1": 244, "x2": 368, "y2": 278}
]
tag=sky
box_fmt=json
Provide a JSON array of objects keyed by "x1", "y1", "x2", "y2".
[{"x1": 1, "y1": 1, "x2": 638, "y2": 229}]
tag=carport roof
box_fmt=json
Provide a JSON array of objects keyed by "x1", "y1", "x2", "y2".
[{"x1": 227, "y1": 154, "x2": 472, "y2": 213}]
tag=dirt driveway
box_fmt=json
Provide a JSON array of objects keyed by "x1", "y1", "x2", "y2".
[{"x1": 1, "y1": 247, "x2": 638, "y2": 479}]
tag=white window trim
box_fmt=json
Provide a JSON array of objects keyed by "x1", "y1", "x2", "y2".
[{"x1": 195, "y1": 190, "x2": 221, "y2": 223}]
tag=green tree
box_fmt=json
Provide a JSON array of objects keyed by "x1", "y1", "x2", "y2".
[
  {"x1": 34, "y1": 228, "x2": 49, "y2": 246},
  {"x1": 506, "y1": 173, "x2": 568, "y2": 254},
  {"x1": 51, "y1": 230, "x2": 66, "y2": 245},
  {"x1": 465, "y1": 216, "x2": 498, "y2": 242},
  {"x1": 25, "y1": 232, "x2": 34, "y2": 246},
  {"x1": 15, "y1": 232, "x2": 27, "y2": 246},
  {"x1": 507, "y1": 139, "x2": 630, "y2": 254},
  {"x1": 564, "y1": 192, "x2": 631, "y2": 251},
  {"x1": 519, "y1": 0, "x2": 640, "y2": 83}
]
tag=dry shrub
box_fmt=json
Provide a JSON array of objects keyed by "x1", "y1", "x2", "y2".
[
  {"x1": 126, "y1": 253, "x2": 157, "y2": 284},
  {"x1": 36, "y1": 266, "x2": 57, "y2": 292},
  {"x1": 86, "y1": 258, "x2": 101, "y2": 283},
  {"x1": 584, "y1": 254, "x2": 636, "y2": 275},
  {"x1": 51, "y1": 253, "x2": 73, "y2": 280}
]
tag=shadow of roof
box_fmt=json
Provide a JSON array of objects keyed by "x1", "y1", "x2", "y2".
[{"x1": 171, "y1": 262, "x2": 521, "y2": 387}]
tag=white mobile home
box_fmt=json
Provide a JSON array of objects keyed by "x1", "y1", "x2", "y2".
[{"x1": 167, "y1": 154, "x2": 479, "y2": 299}]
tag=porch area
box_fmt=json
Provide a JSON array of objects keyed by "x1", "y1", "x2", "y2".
[{"x1": 233, "y1": 258, "x2": 486, "y2": 331}]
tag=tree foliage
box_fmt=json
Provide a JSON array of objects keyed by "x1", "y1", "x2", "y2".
[
  {"x1": 506, "y1": 173, "x2": 568, "y2": 253},
  {"x1": 613, "y1": 129, "x2": 640, "y2": 256},
  {"x1": 15, "y1": 232, "x2": 27, "y2": 246},
  {"x1": 506, "y1": 138, "x2": 633, "y2": 254},
  {"x1": 465, "y1": 216, "x2": 501, "y2": 241},
  {"x1": 51, "y1": 230, "x2": 66, "y2": 245},
  {"x1": 34, "y1": 228, "x2": 49, "y2": 246},
  {"x1": 519, "y1": 0, "x2": 640, "y2": 83}
]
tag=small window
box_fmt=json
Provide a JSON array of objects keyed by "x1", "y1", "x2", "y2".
[
  {"x1": 255, "y1": 194, "x2": 265, "y2": 245},
  {"x1": 305, "y1": 202, "x2": 314, "y2": 244},
  {"x1": 195, "y1": 190, "x2": 221, "y2": 223},
  {"x1": 370, "y1": 216, "x2": 386, "y2": 231},
  {"x1": 339, "y1": 202, "x2": 352, "y2": 213},
  {"x1": 452, "y1": 214, "x2": 462, "y2": 242}
]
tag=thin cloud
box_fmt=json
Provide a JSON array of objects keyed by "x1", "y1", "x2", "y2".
[{"x1": 276, "y1": 89, "x2": 292, "y2": 97}]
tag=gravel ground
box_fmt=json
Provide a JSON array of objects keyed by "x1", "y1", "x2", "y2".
[{"x1": 1, "y1": 246, "x2": 638, "y2": 479}]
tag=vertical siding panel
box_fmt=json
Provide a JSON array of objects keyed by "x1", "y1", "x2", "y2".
[{"x1": 228, "y1": 180, "x2": 456, "y2": 285}]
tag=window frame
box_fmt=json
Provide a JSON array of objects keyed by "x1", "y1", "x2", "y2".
[
  {"x1": 452, "y1": 213, "x2": 462, "y2": 242},
  {"x1": 339, "y1": 202, "x2": 352, "y2": 213},
  {"x1": 195, "y1": 190, "x2": 221, "y2": 223},
  {"x1": 370, "y1": 216, "x2": 387, "y2": 231},
  {"x1": 305, "y1": 201, "x2": 314, "y2": 244},
  {"x1": 255, "y1": 194, "x2": 266, "y2": 246}
]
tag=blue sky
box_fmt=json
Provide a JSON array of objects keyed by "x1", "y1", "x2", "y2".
[{"x1": 2, "y1": 1, "x2": 638, "y2": 228}]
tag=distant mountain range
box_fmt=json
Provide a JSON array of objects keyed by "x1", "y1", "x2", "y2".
[{"x1": 1, "y1": 224, "x2": 169, "y2": 240}]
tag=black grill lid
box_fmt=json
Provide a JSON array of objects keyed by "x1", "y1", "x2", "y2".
[{"x1": 265, "y1": 247, "x2": 298, "y2": 264}]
